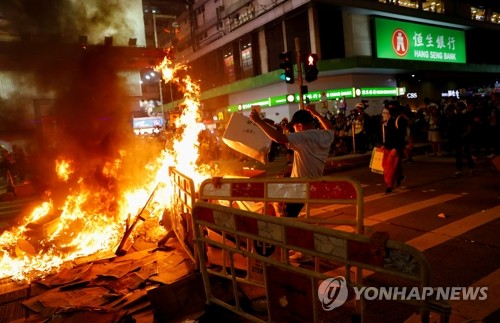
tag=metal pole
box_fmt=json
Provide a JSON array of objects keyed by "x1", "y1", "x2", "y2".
[
  {"x1": 159, "y1": 81, "x2": 165, "y2": 130},
  {"x1": 294, "y1": 37, "x2": 304, "y2": 110},
  {"x1": 169, "y1": 82, "x2": 174, "y2": 104},
  {"x1": 352, "y1": 122, "x2": 356, "y2": 155},
  {"x1": 153, "y1": 13, "x2": 158, "y2": 49}
]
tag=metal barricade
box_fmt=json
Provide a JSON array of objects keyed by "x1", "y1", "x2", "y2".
[
  {"x1": 192, "y1": 201, "x2": 451, "y2": 323},
  {"x1": 166, "y1": 171, "x2": 365, "y2": 273},
  {"x1": 165, "y1": 167, "x2": 198, "y2": 265},
  {"x1": 198, "y1": 176, "x2": 365, "y2": 234},
  {"x1": 197, "y1": 176, "x2": 365, "y2": 283}
]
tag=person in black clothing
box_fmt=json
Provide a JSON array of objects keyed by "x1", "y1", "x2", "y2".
[
  {"x1": 445, "y1": 102, "x2": 474, "y2": 176},
  {"x1": 381, "y1": 101, "x2": 408, "y2": 193}
]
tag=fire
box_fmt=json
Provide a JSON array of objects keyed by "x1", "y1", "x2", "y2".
[
  {"x1": 0, "y1": 55, "x2": 215, "y2": 282},
  {"x1": 55, "y1": 158, "x2": 74, "y2": 182}
]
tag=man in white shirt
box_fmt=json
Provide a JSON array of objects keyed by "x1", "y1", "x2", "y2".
[{"x1": 249, "y1": 105, "x2": 334, "y2": 217}]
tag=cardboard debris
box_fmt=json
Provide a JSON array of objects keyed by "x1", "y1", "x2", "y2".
[
  {"x1": 38, "y1": 263, "x2": 93, "y2": 288},
  {"x1": 23, "y1": 286, "x2": 111, "y2": 312},
  {"x1": 73, "y1": 250, "x2": 117, "y2": 266},
  {"x1": 104, "y1": 272, "x2": 146, "y2": 293},
  {"x1": 96, "y1": 261, "x2": 133, "y2": 279},
  {"x1": 16, "y1": 246, "x2": 196, "y2": 322}
]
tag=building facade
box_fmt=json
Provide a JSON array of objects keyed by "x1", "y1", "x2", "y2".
[{"x1": 161, "y1": 0, "x2": 500, "y2": 124}]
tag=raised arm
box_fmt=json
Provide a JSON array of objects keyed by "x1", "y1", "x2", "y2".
[
  {"x1": 306, "y1": 105, "x2": 334, "y2": 130},
  {"x1": 249, "y1": 109, "x2": 289, "y2": 144}
]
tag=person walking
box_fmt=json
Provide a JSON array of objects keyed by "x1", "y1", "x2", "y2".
[
  {"x1": 444, "y1": 102, "x2": 475, "y2": 177},
  {"x1": 381, "y1": 101, "x2": 408, "y2": 193},
  {"x1": 426, "y1": 104, "x2": 443, "y2": 156}
]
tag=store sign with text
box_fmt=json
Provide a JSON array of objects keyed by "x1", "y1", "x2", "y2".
[
  {"x1": 374, "y1": 17, "x2": 466, "y2": 63},
  {"x1": 227, "y1": 87, "x2": 404, "y2": 112}
]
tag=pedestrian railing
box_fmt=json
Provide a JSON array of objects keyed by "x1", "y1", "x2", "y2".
[
  {"x1": 166, "y1": 169, "x2": 365, "y2": 271},
  {"x1": 192, "y1": 201, "x2": 451, "y2": 323}
]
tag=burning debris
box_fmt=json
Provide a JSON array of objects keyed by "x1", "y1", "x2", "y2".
[
  {"x1": 0, "y1": 50, "x2": 227, "y2": 321},
  {"x1": 0, "y1": 51, "x2": 216, "y2": 284},
  {"x1": 0, "y1": 2, "x2": 244, "y2": 321}
]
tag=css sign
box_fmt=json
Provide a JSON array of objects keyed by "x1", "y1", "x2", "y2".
[{"x1": 407, "y1": 92, "x2": 418, "y2": 99}]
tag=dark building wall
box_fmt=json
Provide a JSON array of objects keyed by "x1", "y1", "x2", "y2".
[
  {"x1": 265, "y1": 20, "x2": 285, "y2": 72},
  {"x1": 317, "y1": 4, "x2": 345, "y2": 60},
  {"x1": 284, "y1": 10, "x2": 311, "y2": 62},
  {"x1": 466, "y1": 28, "x2": 498, "y2": 64}
]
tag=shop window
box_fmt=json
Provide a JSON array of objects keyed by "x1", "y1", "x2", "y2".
[
  {"x1": 240, "y1": 37, "x2": 253, "y2": 78},
  {"x1": 378, "y1": 0, "x2": 444, "y2": 12},
  {"x1": 490, "y1": 11, "x2": 500, "y2": 24},
  {"x1": 378, "y1": 0, "x2": 419, "y2": 9},
  {"x1": 471, "y1": 7, "x2": 486, "y2": 21},
  {"x1": 223, "y1": 46, "x2": 235, "y2": 83},
  {"x1": 421, "y1": 0, "x2": 444, "y2": 13}
]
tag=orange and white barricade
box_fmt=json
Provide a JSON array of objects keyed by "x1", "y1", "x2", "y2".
[
  {"x1": 166, "y1": 171, "x2": 366, "y2": 274},
  {"x1": 192, "y1": 202, "x2": 451, "y2": 323},
  {"x1": 198, "y1": 176, "x2": 365, "y2": 233},
  {"x1": 164, "y1": 167, "x2": 198, "y2": 266},
  {"x1": 197, "y1": 176, "x2": 365, "y2": 282}
]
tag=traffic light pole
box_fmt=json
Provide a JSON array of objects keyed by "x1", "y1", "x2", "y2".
[{"x1": 294, "y1": 37, "x2": 304, "y2": 110}]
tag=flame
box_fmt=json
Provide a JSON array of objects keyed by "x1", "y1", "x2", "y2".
[
  {"x1": 55, "y1": 158, "x2": 74, "y2": 182},
  {"x1": 0, "y1": 54, "x2": 218, "y2": 282}
]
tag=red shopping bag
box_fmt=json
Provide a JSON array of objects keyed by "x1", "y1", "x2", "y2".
[{"x1": 382, "y1": 148, "x2": 399, "y2": 188}]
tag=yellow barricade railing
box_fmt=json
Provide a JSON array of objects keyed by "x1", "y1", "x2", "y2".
[{"x1": 192, "y1": 201, "x2": 451, "y2": 323}]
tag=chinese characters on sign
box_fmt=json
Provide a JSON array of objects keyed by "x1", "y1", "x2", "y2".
[{"x1": 375, "y1": 17, "x2": 466, "y2": 63}]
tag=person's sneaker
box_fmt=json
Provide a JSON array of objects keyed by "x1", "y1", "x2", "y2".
[
  {"x1": 452, "y1": 171, "x2": 463, "y2": 177},
  {"x1": 396, "y1": 176, "x2": 406, "y2": 187},
  {"x1": 487, "y1": 153, "x2": 496, "y2": 158},
  {"x1": 385, "y1": 187, "x2": 393, "y2": 194},
  {"x1": 289, "y1": 251, "x2": 313, "y2": 263}
]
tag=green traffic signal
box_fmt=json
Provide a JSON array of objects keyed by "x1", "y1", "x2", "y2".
[{"x1": 279, "y1": 51, "x2": 294, "y2": 84}]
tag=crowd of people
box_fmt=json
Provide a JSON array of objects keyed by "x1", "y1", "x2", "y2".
[
  {"x1": 193, "y1": 92, "x2": 500, "y2": 174},
  {"x1": 264, "y1": 93, "x2": 499, "y2": 168}
]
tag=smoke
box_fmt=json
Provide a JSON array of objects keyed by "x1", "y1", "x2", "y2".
[
  {"x1": 2, "y1": 0, "x2": 145, "y2": 45},
  {"x1": 0, "y1": 0, "x2": 154, "y2": 197}
]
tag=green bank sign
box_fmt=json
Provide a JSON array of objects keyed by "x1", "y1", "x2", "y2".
[
  {"x1": 374, "y1": 17, "x2": 466, "y2": 63},
  {"x1": 226, "y1": 87, "x2": 403, "y2": 112}
]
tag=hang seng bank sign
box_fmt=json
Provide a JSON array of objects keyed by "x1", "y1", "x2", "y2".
[{"x1": 374, "y1": 17, "x2": 466, "y2": 63}]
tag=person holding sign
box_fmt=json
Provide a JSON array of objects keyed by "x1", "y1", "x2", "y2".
[{"x1": 250, "y1": 105, "x2": 334, "y2": 217}]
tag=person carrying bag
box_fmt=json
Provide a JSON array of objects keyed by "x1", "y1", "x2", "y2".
[{"x1": 381, "y1": 101, "x2": 408, "y2": 193}]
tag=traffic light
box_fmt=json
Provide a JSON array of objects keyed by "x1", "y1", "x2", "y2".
[
  {"x1": 279, "y1": 51, "x2": 294, "y2": 84},
  {"x1": 305, "y1": 53, "x2": 318, "y2": 82}
]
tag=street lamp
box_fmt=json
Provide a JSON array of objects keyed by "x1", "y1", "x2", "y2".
[{"x1": 141, "y1": 69, "x2": 165, "y2": 131}]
